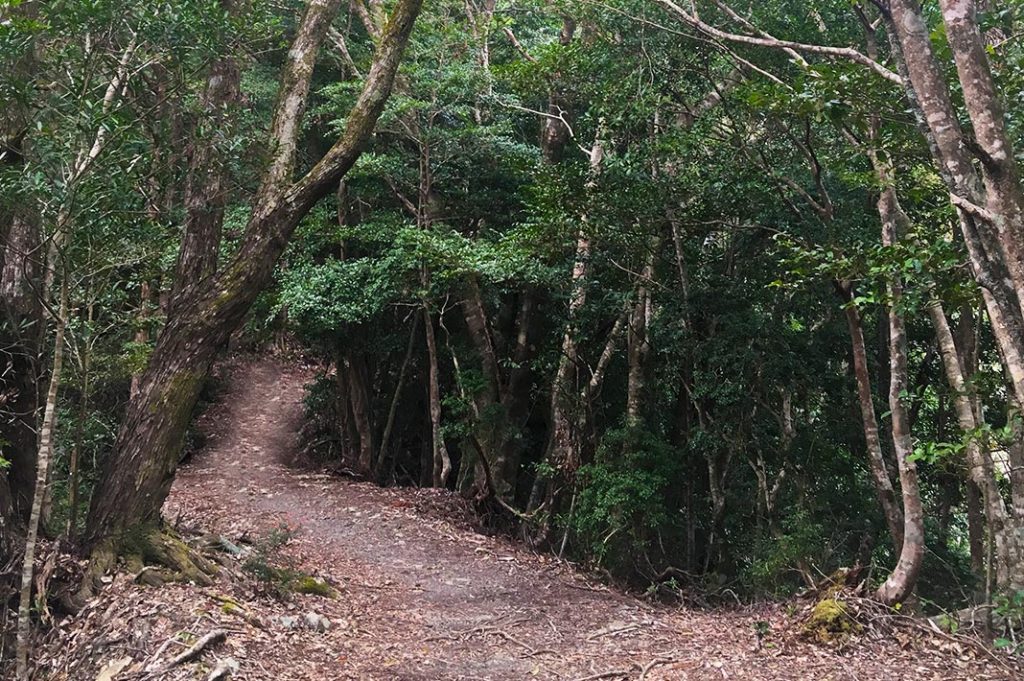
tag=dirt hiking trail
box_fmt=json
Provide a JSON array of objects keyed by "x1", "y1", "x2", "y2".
[{"x1": 40, "y1": 357, "x2": 1015, "y2": 680}]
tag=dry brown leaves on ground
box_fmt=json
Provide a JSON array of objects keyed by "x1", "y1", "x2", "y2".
[{"x1": 21, "y1": 358, "x2": 1024, "y2": 680}]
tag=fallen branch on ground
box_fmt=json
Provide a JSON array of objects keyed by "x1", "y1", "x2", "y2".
[
  {"x1": 148, "y1": 629, "x2": 227, "y2": 675},
  {"x1": 571, "y1": 671, "x2": 630, "y2": 681}
]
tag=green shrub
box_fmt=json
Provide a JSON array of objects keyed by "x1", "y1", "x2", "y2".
[{"x1": 568, "y1": 428, "x2": 683, "y2": 581}]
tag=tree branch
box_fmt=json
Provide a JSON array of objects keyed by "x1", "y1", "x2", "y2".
[{"x1": 653, "y1": 0, "x2": 903, "y2": 85}]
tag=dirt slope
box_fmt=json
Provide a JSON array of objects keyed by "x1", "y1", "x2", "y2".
[{"x1": 36, "y1": 357, "x2": 1020, "y2": 680}]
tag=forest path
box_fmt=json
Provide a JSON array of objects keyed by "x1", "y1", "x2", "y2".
[{"x1": 162, "y1": 356, "x2": 1003, "y2": 680}]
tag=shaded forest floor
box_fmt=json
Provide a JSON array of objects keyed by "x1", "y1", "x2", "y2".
[{"x1": 32, "y1": 357, "x2": 1022, "y2": 680}]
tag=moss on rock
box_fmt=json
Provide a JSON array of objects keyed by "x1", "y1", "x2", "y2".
[
  {"x1": 293, "y1": 575, "x2": 336, "y2": 598},
  {"x1": 803, "y1": 598, "x2": 862, "y2": 644}
]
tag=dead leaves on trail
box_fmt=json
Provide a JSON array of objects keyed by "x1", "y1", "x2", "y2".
[{"x1": 23, "y1": 358, "x2": 1024, "y2": 680}]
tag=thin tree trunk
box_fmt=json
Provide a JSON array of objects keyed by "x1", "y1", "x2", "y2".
[
  {"x1": 532, "y1": 133, "x2": 604, "y2": 521},
  {"x1": 625, "y1": 233, "x2": 657, "y2": 426},
  {"x1": 931, "y1": 299, "x2": 1024, "y2": 590},
  {"x1": 334, "y1": 355, "x2": 355, "y2": 460},
  {"x1": 15, "y1": 278, "x2": 67, "y2": 680},
  {"x1": 375, "y1": 314, "x2": 419, "y2": 478},
  {"x1": 874, "y1": 184, "x2": 925, "y2": 605},
  {"x1": 424, "y1": 304, "x2": 451, "y2": 488},
  {"x1": 839, "y1": 285, "x2": 904, "y2": 550},
  {"x1": 459, "y1": 276, "x2": 511, "y2": 493},
  {"x1": 966, "y1": 480, "x2": 986, "y2": 585},
  {"x1": 67, "y1": 300, "x2": 94, "y2": 539}
]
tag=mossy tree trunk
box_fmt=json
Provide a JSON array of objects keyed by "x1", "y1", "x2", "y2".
[{"x1": 82, "y1": 0, "x2": 423, "y2": 559}]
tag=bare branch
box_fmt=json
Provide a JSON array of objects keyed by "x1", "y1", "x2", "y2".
[
  {"x1": 652, "y1": 0, "x2": 903, "y2": 85},
  {"x1": 950, "y1": 192, "x2": 998, "y2": 223},
  {"x1": 502, "y1": 27, "x2": 537, "y2": 62},
  {"x1": 712, "y1": 0, "x2": 807, "y2": 65},
  {"x1": 328, "y1": 26, "x2": 363, "y2": 77}
]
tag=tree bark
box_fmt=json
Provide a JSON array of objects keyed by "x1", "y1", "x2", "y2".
[
  {"x1": 839, "y1": 284, "x2": 904, "y2": 550},
  {"x1": 15, "y1": 278, "x2": 66, "y2": 681},
  {"x1": 458, "y1": 277, "x2": 518, "y2": 495},
  {"x1": 344, "y1": 352, "x2": 374, "y2": 474},
  {"x1": 0, "y1": 0, "x2": 40, "y2": 568},
  {"x1": 931, "y1": 298, "x2": 1024, "y2": 590},
  {"x1": 169, "y1": 13, "x2": 242, "y2": 311},
  {"x1": 873, "y1": 183, "x2": 925, "y2": 605},
  {"x1": 82, "y1": 0, "x2": 423, "y2": 558},
  {"x1": 530, "y1": 133, "x2": 603, "y2": 526},
  {"x1": 625, "y1": 234, "x2": 657, "y2": 426},
  {"x1": 885, "y1": 1, "x2": 1024, "y2": 416},
  {"x1": 375, "y1": 314, "x2": 418, "y2": 478},
  {"x1": 67, "y1": 300, "x2": 95, "y2": 539},
  {"x1": 966, "y1": 480, "x2": 986, "y2": 584},
  {"x1": 423, "y1": 305, "x2": 451, "y2": 488},
  {"x1": 1, "y1": 211, "x2": 43, "y2": 523},
  {"x1": 938, "y1": 0, "x2": 1024, "y2": 297}
]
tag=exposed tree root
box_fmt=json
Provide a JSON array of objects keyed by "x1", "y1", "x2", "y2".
[{"x1": 72, "y1": 525, "x2": 219, "y2": 608}]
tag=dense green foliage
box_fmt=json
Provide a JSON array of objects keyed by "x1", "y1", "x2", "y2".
[{"x1": 7, "y1": 0, "x2": 1024, "y2": 618}]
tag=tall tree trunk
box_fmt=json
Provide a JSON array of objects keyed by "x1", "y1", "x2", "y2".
[
  {"x1": 345, "y1": 352, "x2": 374, "y2": 474},
  {"x1": 375, "y1": 314, "x2": 418, "y2": 478},
  {"x1": 15, "y1": 278, "x2": 66, "y2": 681},
  {"x1": 82, "y1": 0, "x2": 423, "y2": 563},
  {"x1": 67, "y1": 300, "x2": 95, "y2": 539},
  {"x1": 459, "y1": 276, "x2": 511, "y2": 493},
  {"x1": 938, "y1": 0, "x2": 1024, "y2": 295},
  {"x1": 885, "y1": 1, "x2": 1024, "y2": 416},
  {"x1": 625, "y1": 234, "x2": 657, "y2": 426},
  {"x1": 839, "y1": 284, "x2": 904, "y2": 550},
  {"x1": 169, "y1": 13, "x2": 242, "y2": 310},
  {"x1": 931, "y1": 299, "x2": 1024, "y2": 590},
  {"x1": 1, "y1": 211, "x2": 43, "y2": 523},
  {"x1": 873, "y1": 183, "x2": 925, "y2": 605},
  {"x1": 966, "y1": 480, "x2": 986, "y2": 586},
  {"x1": 0, "y1": 0, "x2": 40, "y2": 566},
  {"x1": 862, "y1": 124, "x2": 1019, "y2": 593},
  {"x1": 529, "y1": 133, "x2": 604, "y2": 529}
]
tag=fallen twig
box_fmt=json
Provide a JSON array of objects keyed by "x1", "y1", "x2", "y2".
[
  {"x1": 586, "y1": 623, "x2": 641, "y2": 642},
  {"x1": 150, "y1": 629, "x2": 227, "y2": 674},
  {"x1": 571, "y1": 671, "x2": 630, "y2": 681},
  {"x1": 638, "y1": 657, "x2": 673, "y2": 680},
  {"x1": 490, "y1": 629, "x2": 559, "y2": 658}
]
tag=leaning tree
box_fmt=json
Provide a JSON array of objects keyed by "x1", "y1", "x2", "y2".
[{"x1": 78, "y1": 0, "x2": 424, "y2": 592}]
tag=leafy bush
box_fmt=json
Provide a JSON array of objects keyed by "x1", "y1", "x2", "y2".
[
  {"x1": 740, "y1": 510, "x2": 828, "y2": 597},
  {"x1": 568, "y1": 428, "x2": 683, "y2": 581}
]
